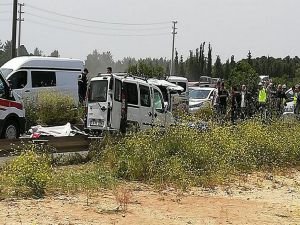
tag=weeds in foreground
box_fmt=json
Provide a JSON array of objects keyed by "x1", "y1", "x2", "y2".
[
  {"x1": 2, "y1": 146, "x2": 52, "y2": 198},
  {"x1": 95, "y1": 119, "x2": 300, "y2": 188},
  {"x1": 113, "y1": 185, "x2": 133, "y2": 212},
  {"x1": 1, "y1": 119, "x2": 300, "y2": 199}
]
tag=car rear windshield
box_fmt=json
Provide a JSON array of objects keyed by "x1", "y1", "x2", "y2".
[
  {"x1": 190, "y1": 89, "x2": 211, "y2": 99},
  {"x1": 88, "y1": 80, "x2": 108, "y2": 102}
]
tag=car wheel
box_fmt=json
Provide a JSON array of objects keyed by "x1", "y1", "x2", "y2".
[{"x1": 2, "y1": 120, "x2": 19, "y2": 139}]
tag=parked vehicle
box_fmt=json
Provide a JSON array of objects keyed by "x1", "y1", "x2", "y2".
[
  {"x1": 0, "y1": 71, "x2": 25, "y2": 139},
  {"x1": 199, "y1": 76, "x2": 212, "y2": 84},
  {"x1": 0, "y1": 56, "x2": 84, "y2": 103},
  {"x1": 85, "y1": 73, "x2": 174, "y2": 134},
  {"x1": 188, "y1": 81, "x2": 199, "y2": 87},
  {"x1": 147, "y1": 78, "x2": 184, "y2": 113},
  {"x1": 211, "y1": 78, "x2": 221, "y2": 84},
  {"x1": 166, "y1": 76, "x2": 189, "y2": 112},
  {"x1": 189, "y1": 87, "x2": 216, "y2": 113},
  {"x1": 259, "y1": 75, "x2": 270, "y2": 84},
  {"x1": 283, "y1": 87, "x2": 297, "y2": 115}
]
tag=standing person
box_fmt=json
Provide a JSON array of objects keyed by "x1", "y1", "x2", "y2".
[
  {"x1": 107, "y1": 67, "x2": 112, "y2": 74},
  {"x1": 230, "y1": 86, "x2": 241, "y2": 124},
  {"x1": 240, "y1": 84, "x2": 250, "y2": 119},
  {"x1": 282, "y1": 84, "x2": 287, "y2": 93},
  {"x1": 218, "y1": 82, "x2": 229, "y2": 117},
  {"x1": 266, "y1": 82, "x2": 276, "y2": 118},
  {"x1": 275, "y1": 84, "x2": 287, "y2": 116},
  {"x1": 258, "y1": 82, "x2": 267, "y2": 120},
  {"x1": 78, "y1": 68, "x2": 88, "y2": 104},
  {"x1": 212, "y1": 81, "x2": 221, "y2": 115}
]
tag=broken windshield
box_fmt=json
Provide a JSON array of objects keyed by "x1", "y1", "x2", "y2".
[{"x1": 88, "y1": 80, "x2": 108, "y2": 102}]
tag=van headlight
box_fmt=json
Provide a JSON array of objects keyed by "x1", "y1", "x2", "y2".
[{"x1": 90, "y1": 119, "x2": 104, "y2": 127}]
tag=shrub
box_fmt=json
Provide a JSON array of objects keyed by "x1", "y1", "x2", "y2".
[
  {"x1": 24, "y1": 91, "x2": 84, "y2": 126},
  {"x1": 49, "y1": 164, "x2": 116, "y2": 193},
  {"x1": 24, "y1": 100, "x2": 39, "y2": 130},
  {"x1": 194, "y1": 107, "x2": 214, "y2": 121},
  {"x1": 93, "y1": 120, "x2": 300, "y2": 188},
  {"x1": 4, "y1": 145, "x2": 52, "y2": 197},
  {"x1": 36, "y1": 91, "x2": 78, "y2": 125}
]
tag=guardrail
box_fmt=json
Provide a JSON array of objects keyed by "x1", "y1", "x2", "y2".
[{"x1": 0, "y1": 136, "x2": 102, "y2": 158}]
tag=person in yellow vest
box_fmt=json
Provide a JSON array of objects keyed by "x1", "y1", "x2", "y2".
[
  {"x1": 258, "y1": 82, "x2": 267, "y2": 120},
  {"x1": 258, "y1": 82, "x2": 267, "y2": 104}
]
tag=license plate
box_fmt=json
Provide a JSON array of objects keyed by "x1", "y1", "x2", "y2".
[{"x1": 90, "y1": 119, "x2": 104, "y2": 127}]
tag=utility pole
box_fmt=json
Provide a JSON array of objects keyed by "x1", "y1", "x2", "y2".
[
  {"x1": 17, "y1": 3, "x2": 24, "y2": 56},
  {"x1": 170, "y1": 21, "x2": 178, "y2": 76},
  {"x1": 11, "y1": 0, "x2": 18, "y2": 58}
]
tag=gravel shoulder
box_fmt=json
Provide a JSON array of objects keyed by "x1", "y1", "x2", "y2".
[{"x1": 1, "y1": 170, "x2": 300, "y2": 225}]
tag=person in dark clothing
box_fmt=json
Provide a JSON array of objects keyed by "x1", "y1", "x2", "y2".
[
  {"x1": 275, "y1": 84, "x2": 287, "y2": 116},
  {"x1": 107, "y1": 67, "x2": 112, "y2": 74},
  {"x1": 231, "y1": 86, "x2": 241, "y2": 124},
  {"x1": 218, "y1": 82, "x2": 229, "y2": 116},
  {"x1": 295, "y1": 86, "x2": 300, "y2": 117},
  {"x1": 78, "y1": 68, "x2": 89, "y2": 104}
]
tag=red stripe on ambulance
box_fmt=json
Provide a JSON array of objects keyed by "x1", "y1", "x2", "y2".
[{"x1": 0, "y1": 98, "x2": 23, "y2": 110}]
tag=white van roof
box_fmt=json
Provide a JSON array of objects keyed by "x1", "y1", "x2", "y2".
[
  {"x1": 167, "y1": 76, "x2": 188, "y2": 82},
  {"x1": 148, "y1": 78, "x2": 184, "y2": 91},
  {"x1": 1, "y1": 56, "x2": 84, "y2": 72},
  {"x1": 91, "y1": 73, "x2": 149, "y2": 86}
]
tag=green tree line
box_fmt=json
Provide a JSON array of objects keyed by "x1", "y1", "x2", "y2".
[{"x1": 1, "y1": 39, "x2": 300, "y2": 86}]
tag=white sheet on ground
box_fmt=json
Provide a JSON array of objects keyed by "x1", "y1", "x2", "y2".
[{"x1": 29, "y1": 123, "x2": 86, "y2": 137}]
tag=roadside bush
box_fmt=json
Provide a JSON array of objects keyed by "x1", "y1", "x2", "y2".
[
  {"x1": 24, "y1": 91, "x2": 84, "y2": 127},
  {"x1": 3, "y1": 145, "x2": 52, "y2": 197},
  {"x1": 49, "y1": 164, "x2": 116, "y2": 193},
  {"x1": 24, "y1": 100, "x2": 39, "y2": 130},
  {"x1": 36, "y1": 91, "x2": 78, "y2": 125},
  {"x1": 94, "y1": 120, "x2": 300, "y2": 188},
  {"x1": 194, "y1": 107, "x2": 214, "y2": 121}
]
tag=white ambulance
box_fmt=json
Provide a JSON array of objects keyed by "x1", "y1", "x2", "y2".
[
  {"x1": 0, "y1": 71, "x2": 25, "y2": 139},
  {"x1": 85, "y1": 73, "x2": 174, "y2": 134}
]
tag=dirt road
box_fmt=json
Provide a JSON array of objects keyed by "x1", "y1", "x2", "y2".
[{"x1": 0, "y1": 171, "x2": 299, "y2": 225}]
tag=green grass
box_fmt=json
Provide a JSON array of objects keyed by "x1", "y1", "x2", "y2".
[{"x1": 0, "y1": 119, "x2": 300, "y2": 198}]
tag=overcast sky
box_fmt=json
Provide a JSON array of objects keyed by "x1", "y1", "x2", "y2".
[{"x1": 0, "y1": 0, "x2": 299, "y2": 62}]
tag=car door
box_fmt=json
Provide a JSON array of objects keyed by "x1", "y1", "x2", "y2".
[
  {"x1": 124, "y1": 81, "x2": 140, "y2": 130},
  {"x1": 139, "y1": 84, "x2": 153, "y2": 130},
  {"x1": 86, "y1": 79, "x2": 109, "y2": 130},
  {"x1": 7, "y1": 70, "x2": 29, "y2": 100},
  {"x1": 111, "y1": 78, "x2": 122, "y2": 130},
  {"x1": 152, "y1": 86, "x2": 166, "y2": 128}
]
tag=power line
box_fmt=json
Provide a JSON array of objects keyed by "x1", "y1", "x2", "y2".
[
  {"x1": 25, "y1": 12, "x2": 171, "y2": 31},
  {"x1": 26, "y1": 4, "x2": 171, "y2": 26},
  {"x1": 26, "y1": 19, "x2": 170, "y2": 37}
]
